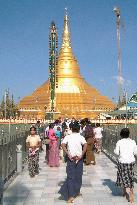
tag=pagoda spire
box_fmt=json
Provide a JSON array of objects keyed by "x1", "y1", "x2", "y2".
[
  {"x1": 57, "y1": 9, "x2": 81, "y2": 79},
  {"x1": 61, "y1": 8, "x2": 71, "y2": 49}
]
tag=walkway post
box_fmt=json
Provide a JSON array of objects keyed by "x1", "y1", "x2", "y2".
[
  {"x1": 16, "y1": 145, "x2": 22, "y2": 173},
  {"x1": 0, "y1": 177, "x2": 3, "y2": 205}
]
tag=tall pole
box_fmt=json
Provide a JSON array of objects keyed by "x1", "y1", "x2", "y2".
[{"x1": 113, "y1": 7, "x2": 123, "y2": 105}]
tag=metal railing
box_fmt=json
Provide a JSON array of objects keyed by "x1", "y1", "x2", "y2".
[
  {"x1": 102, "y1": 124, "x2": 137, "y2": 174},
  {"x1": 0, "y1": 124, "x2": 30, "y2": 183}
]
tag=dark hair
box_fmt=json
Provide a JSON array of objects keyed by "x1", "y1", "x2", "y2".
[
  {"x1": 57, "y1": 126, "x2": 61, "y2": 131},
  {"x1": 49, "y1": 123, "x2": 54, "y2": 129},
  {"x1": 54, "y1": 119, "x2": 59, "y2": 124},
  {"x1": 72, "y1": 121, "x2": 80, "y2": 133},
  {"x1": 80, "y1": 119, "x2": 85, "y2": 125},
  {"x1": 120, "y1": 128, "x2": 130, "y2": 138},
  {"x1": 30, "y1": 126, "x2": 36, "y2": 131},
  {"x1": 69, "y1": 122, "x2": 73, "y2": 129},
  {"x1": 84, "y1": 118, "x2": 90, "y2": 124}
]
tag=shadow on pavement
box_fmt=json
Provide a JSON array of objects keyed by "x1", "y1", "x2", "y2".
[
  {"x1": 102, "y1": 178, "x2": 122, "y2": 196},
  {"x1": 3, "y1": 182, "x2": 31, "y2": 205}
]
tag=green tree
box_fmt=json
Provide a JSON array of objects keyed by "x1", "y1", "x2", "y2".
[{"x1": 0, "y1": 91, "x2": 19, "y2": 119}]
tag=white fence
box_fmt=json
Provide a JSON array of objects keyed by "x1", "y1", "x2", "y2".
[{"x1": 0, "y1": 118, "x2": 137, "y2": 124}]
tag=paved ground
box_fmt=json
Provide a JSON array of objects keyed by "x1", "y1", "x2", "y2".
[{"x1": 3, "y1": 150, "x2": 137, "y2": 205}]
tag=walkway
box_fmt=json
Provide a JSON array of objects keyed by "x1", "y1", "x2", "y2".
[{"x1": 3, "y1": 150, "x2": 137, "y2": 205}]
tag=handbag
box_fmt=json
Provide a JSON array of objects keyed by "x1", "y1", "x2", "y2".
[{"x1": 45, "y1": 138, "x2": 51, "y2": 144}]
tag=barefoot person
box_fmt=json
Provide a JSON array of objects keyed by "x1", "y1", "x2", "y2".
[
  {"x1": 94, "y1": 123, "x2": 103, "y2": 153},
  {"x1": 81, "y1": 118, "x2": 95, "y2": 165},
  {"x1": 48, "y1": 123, "x2": 60, "y2": 167},
  {"x1": 26, "y1": 126, "x2": 41, "y2": 177},
  {"x1": 59, "y1": 121, "x2": 87, "y2": 203},
  {"x1": 114, "y1": 128, "x2": 137, "y2": 203}
]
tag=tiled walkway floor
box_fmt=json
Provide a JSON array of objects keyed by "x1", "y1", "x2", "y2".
[{"x1": 3, "y1": 150, "x2": 137, "y2": 205}]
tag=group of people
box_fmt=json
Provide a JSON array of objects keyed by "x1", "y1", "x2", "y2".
[
  {"x1": 44, "y1": 118, "x2": 104, "y2": 168},
  {"x1": 25, "y1": 118, "x2": 137, "y2": 204}
]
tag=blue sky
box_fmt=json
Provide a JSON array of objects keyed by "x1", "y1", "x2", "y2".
[{"x1": 0, "y1": 0, "x2": 137, "y2": 103}]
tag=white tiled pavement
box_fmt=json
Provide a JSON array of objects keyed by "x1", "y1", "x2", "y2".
[{"x1": 3, "y1": 150, "x2": 137, "y2": 205}]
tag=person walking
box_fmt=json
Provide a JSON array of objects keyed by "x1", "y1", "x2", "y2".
[
  {"x1": 114, "y1": 128, "x2": 137, "y2": 203},
  {"x1": 48, "y1": 123, "x2": 60, "y2": 167},
  {"x1": 44, "y1": 125, "x2": 50, "y2": 164},
  {"x1": 26, "y1": 126, "x2": 41, "y2": 177},
  {"x1": 94, "y1": 123, "x2": 103, "y2": 153},
  {"x1": 81, "y1": 118, "x2": 96, "y2": 165},
  {"x1": 59, "y1": 121, "x2": 87, "y2": 203}
]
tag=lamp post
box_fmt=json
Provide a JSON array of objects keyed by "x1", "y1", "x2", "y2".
[{"x1": 113, "y1": 7, "x2": 123, "y2": 105}]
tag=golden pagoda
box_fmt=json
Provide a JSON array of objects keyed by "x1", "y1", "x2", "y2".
[{"x1": 18, "y1": 12, "x2": 115, "y2": 119}]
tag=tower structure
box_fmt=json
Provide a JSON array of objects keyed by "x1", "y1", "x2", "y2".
[
  {"x1": 114, "y1": 7, "x2": 123, "y2": 104},
  {"x1": 49, "y1": 21, "x2": 58, "y2": 112},
  {"x1": 18, "y1": 11, "x2": 115, "y2": 119}
]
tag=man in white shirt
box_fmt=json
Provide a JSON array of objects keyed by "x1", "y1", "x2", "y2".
[
  {"x1": 114, "y1": 128, "x2": 137, "y2": 203},
  {"x1": 114, "y1": 137, "x2": 137, "y2": 164},
  {"x1": 59, "y1": 121, "x2": 87, "y2": 203},
  {"x1": 94, "y1": 123, "x2": 103, "y2": 153}
]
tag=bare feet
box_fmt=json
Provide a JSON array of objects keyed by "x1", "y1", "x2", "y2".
[
  {"x1": 67, "y1": 197, "x2": 74, "y2": 203},
  {"x1": 130, "y1": 191, "x2": 134, "y2": 203}
]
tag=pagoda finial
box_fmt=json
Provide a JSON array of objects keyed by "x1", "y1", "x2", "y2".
[
  {"x1": 65, "y1": 7, "x2": 68, "y2": 15},
  {"x1": 65, "y1": 7, "x2": 68, "y2": 16},
  {"x1": 61, "y1": 8, "x2": 71, "y2": 48}
]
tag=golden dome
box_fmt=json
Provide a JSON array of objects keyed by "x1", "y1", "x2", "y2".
[{"x1": 18, "y1": 12, "x2": 115, "y2": 119}]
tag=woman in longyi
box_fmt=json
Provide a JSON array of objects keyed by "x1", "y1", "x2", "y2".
[
  {"x1": 26, "y1": 126, "x2": 41, "y2": 177},
  {"x1": 48, "y1": 123, "x2": 60, "y2": 167}
]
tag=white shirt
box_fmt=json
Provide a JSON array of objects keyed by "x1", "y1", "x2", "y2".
[
  {"x1": 26, "y1": 135, "x2": 41, "y2": 147},
  {"x1": 62, "y1": 133, "x2": 87, "y2": 157},
  {"x1": 45, "y1": 126, "x2": 49, "y2": 137},
  {"x1": 114, "y1": 138, "x2": 137, "y2": 163},
  {"x1": 94, "y1": 127, "x2": 103, "y2": 139}
]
